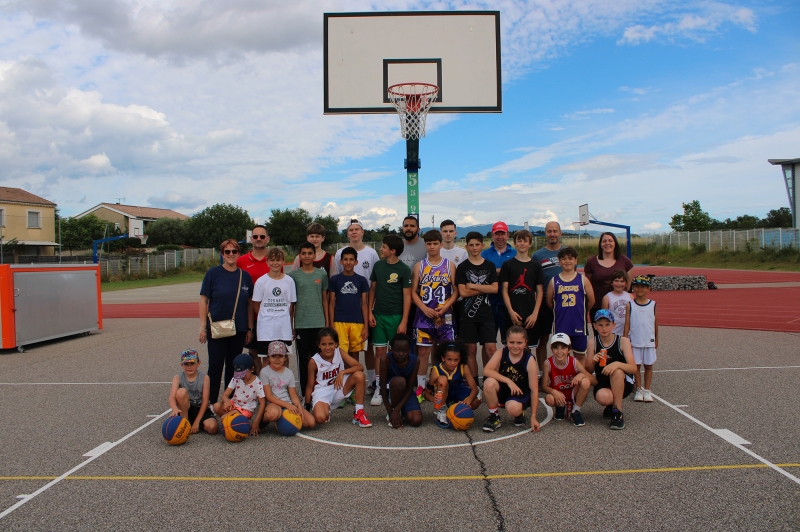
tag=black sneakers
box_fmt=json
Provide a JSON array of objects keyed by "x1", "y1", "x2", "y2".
[
  {"x1": 483, "y1": 412, "x2": 501, "y2": 432},
  {"x1": 571, "y1": 410, "x2": 585, "y2": 427},
  {"x1": 609, "y1": 408, "x2": 625, "y2": 430},
  {"x1": 603, "y1": 405, "x2": 613, "y2": 419},
  {"x1": 513, "y1": 414, "x2": 526, "y2": 427},
  {"x1": 554, "y1": 406, "x2": 566, "y2": 420}
]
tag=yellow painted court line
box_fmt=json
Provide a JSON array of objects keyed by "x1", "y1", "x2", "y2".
[{"x1": 2, "y1": 464, "x2": 798, "y2": 483}]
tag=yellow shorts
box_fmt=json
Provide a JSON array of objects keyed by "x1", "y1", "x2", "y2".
[{"x1": 334, "y1": 322, "x2": 365, "y2": 353}]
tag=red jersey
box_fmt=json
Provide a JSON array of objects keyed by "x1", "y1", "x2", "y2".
[
  {"x1": 237, "y1": 251, "x2": 270, "y2": 285},
  {"x1": 547, "y1": 355, "x2": 578, "y2": 404}
]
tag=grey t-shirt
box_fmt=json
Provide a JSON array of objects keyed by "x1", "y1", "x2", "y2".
[
  {"x1": 398, "y1": 238, "x2": 427, "y2": 270},
  {"x1": 532, "y1": 246, "x2": 563, "y2": 287},
  {"x1": 259, "y1": 365, "x2": 295, "y2": 403},
  {"x1": 179, "y1": 370, "x2": 206, "y2": 407}
]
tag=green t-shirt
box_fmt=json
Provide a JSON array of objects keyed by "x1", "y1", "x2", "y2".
[
  {"x1": 369, "y1": 260, "x2": 412, "y2": 316},
  {"x1": 289, "y1": 267, "x2": 328, "y2": 329}
]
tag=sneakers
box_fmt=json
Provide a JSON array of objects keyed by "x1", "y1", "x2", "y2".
[
  {"x1": 571, "y1": 410, "x2": 585, "y2": 427},
  {"x1": 634, "y1": 388, "x2": 644, "y2": 402},
  {"x1": 482, "y1": 412, "x2": 501, "y2": 432},
  {"x1": 370, "y1": 386, "x2": 383, "y2": 406},
  {"x1": 554, "y1": 406, "x2": 566, "y2": 421},
  {"x1": 643, "y1": 389, "x2": 653, "y2": 402},
  {"x1": 435, "y1": 408, "x2": 450, "y2": 429},
  {"x1": 603, "y1": 405, "x2": 613, "y2": 419},
  {"x1": 609, "y1": 408, "x2": 625, "y2": 430},
  {"x1": 352, "y1": 408, "x2": 372, "y2": 428},
  {"x1": 366, "y1": 382, "x2": 376, "y2": 396},
  {"x1": 513, "y1": 414, "x2": 526, "y2": 427},
  {"x1": 415, "y1": 385, "x2": 425, "y2": 404}
]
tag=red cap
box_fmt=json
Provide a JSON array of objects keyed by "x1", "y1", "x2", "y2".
[{"x1": 491, "y1": 221, "x2": 509, "y2": 233}]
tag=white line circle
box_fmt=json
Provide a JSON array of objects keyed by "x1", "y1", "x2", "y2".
[{"x1": 296, "y1": 399, "x2": 553, "y2": 450}]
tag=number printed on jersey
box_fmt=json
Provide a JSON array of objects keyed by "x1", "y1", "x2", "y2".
[
  {"x1": 561, "y1": 293, "x2": 576, "y2": 307},
  {"x1": 420, "y1": 285, "x2": 448, "y2": 306}
]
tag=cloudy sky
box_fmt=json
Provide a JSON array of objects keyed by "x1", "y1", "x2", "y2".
[{"x1": 0, "y1": 0, "x2": 798, "y2": 233}]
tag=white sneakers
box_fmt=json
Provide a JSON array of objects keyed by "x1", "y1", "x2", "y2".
[
  {"x1": 634, "y1": 388, "x2": 654, "y2": 402},
  {"x1": 643, "y1": 389, "x2": 653, "y2": 402},
  {"x1": 370, "y1": 386, "x2": 383, "y2": 406}
]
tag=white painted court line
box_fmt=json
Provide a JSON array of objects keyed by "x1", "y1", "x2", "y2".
[
  {"x1": 0, "y1": 382, "x2": 171, "y2": 385},
  {"x1": 654, "y1": 365, "x2": 800, "y2": 373},
  {"x1": 296, "y1": 399, "x2": 553, "y2": 451},
  {"x1": 0, "y1": 409, "x2": 171, "y2": 520},
  {"x1": 652, "y1": 393, "x2": 800, "y2": 486}
]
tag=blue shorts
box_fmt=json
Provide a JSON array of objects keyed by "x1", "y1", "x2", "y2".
[
  {"x1": 568, "y1": 334, "x2": 588, "y2": 354},
  {"x1": 448, "y1": 385, "x2": 471, "y2": 405},
  {"x1": 388, "y1": 385, "x2": 422, "y2": 414},
  {"x1": 498, "y1": 383, "x2": 531, "y2": 410}
]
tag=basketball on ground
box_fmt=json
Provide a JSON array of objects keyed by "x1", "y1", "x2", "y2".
[
  {"x1": 222, "y1": 412, "x2": 250, "y2": 442},
  {"x1": 276, "y1": 409, "x2": 303, "y2": 436},
  {"x1": 162, "y1": 416, "x2": 191, "y2": 445},
  {"x1": 446, "y1": 403, "x2": 475, "y2": 431}
]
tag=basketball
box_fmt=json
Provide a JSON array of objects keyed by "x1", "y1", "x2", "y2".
[
  {"x1": 446, "y1": 403, "x2": 475, "y2": 431},
  {"x1": 222, "y1": 412, "x2": 250, "y2": 442},
  {"x1": 275, "y1": 409, "x2": 303, "y2": 436},
  {"x1": 162, "y1": 416, "x2": 191, "y2": 445}
]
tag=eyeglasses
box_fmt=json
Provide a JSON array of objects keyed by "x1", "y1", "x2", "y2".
[
  {"x1": 223, "y1": 249, "x2": 239, "y2": 255},
  {"x1": 252, "y1": 235, "x2": 267, "y2": 240}
]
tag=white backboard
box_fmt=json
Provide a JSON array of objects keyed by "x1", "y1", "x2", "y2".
[
  {"x1": 128, "y1": 218, "x2": 144, "y2": 236},
  {"x1": 324, "y1": 11, "x2": 502, "y2": 114},
  {"x1": 578, "y1": 204, "x2": 589, "y2": 225}
]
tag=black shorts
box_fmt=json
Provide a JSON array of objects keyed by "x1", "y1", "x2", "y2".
[
  {"x1": 498, "y1": 383, "x2": 531, "y2": 410},
  {"x1": 593, "y1": 378, "x2": 635, "y2": 400},
  {"x1": 531, "y1": 304, "x2": 554, "y2": 339},
  {"x1": 187, "y1": 405, "x2": 215, "y2": 426},
  {"x1": 253, "y1": 340, "x2": 292, "y2": 355},
  {"x1": 459, "y1": 320, "x2": 496, "y2": 345}
]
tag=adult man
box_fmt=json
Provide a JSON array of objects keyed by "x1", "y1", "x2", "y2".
[
  {"x1": 439, "y1": 219, "x2": 467, "y2": 267},
  {"x1": 238, "y1": 224, "x2": 270, "y2": 370},
  {"x1": 481, "y1": 221, "x2": 516, "y2": 345},
  {"x1": 532, "y1": 221, "x2": 564, "y2": 365},
  {"x1": 333, "y1": 219, "x2": 380, "y2": 389},
  {"x1": 397, "y1": 215, "x2": 427, "y2": 343}
]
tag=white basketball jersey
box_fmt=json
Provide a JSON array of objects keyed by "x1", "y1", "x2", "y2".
[
  {"x1": 312, "y1": 348, "x2": 345, "y2": 389},
  {"x1": 628, "y1": 300, "x2": 656, "y2": 347},
  {"x1": 606, "y1": 291, "x2": 632, "y2": 336}
]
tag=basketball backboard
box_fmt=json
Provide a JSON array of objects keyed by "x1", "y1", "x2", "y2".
[
  {"x1": 578, "y1": 204, "x2": 590, "y2": 225},
  {"x1": 128, "y1": 219, "x2": 144, "y2": 237},
  {"x1": 324, "y1": 11, "x2": 502, "y2": 114}
]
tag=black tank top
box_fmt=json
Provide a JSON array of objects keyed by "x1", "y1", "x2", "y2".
[
  {"x1": 593, "y1": 334, "x2": 626, "y2": 388},
  {"x1": 313, "y1": 252, "x2": 333, "y2": 277},
  {"x1": 499, "y1": 348, "x2": 534, "y2": 391}
]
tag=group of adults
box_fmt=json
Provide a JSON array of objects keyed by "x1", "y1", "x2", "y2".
[{"x1": 197, "y1": 217, "x2": 633, "y2": 402}]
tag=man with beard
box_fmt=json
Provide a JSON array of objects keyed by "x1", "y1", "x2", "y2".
[
  {"x1": 238, "y1": 224, "x2": 271, "y2": 372},
  {"x1": 397, "y1": 215, "x2": 427, "y2": 350},
  {"x1": 532, "y1": 221, "x2": 564, "y2": 366}
]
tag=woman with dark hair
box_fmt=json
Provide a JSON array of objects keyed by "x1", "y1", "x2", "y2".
[
  {"x1": 583, "y1": 232, "x2": 633, "y2": 325},
  {"x1": 199, "y1": 239, "x2": 254, "y2": 402}
]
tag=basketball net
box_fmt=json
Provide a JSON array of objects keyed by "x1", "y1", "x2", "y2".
[{"x1": 388, "y1": 83, "x2": 439, "y2": 140}]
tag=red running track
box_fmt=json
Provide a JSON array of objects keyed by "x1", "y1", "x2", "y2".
[{"x1": 101, "y1": 287, "x2": 800, "y2": 333}]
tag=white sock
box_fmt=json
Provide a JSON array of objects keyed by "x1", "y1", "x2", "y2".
[
  {"x1": 367, "y1": 369, "x2": 375, "y2": 384},
  {"x1": 489, "y1": 408, "x2": 498, "y2": 414},
  {"x1": 572, "y1": 404, "x2": 581, "y2": 412},
  {"x1": 355, "y1": 404, "x2": 363, "y2": 411},
  {"x1": 417, "y1": 375, "x2": 426, "y2": 388},
  {"x1": 375, "y1": 376, "x2": 380, "y2": 388}
]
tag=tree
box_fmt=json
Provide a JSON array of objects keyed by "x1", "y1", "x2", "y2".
[
  {"x1": 146, "y1": 217, "x2": 189, "y2": 246},
  {"x1": 669, "y1": 200, "x2": 713, "y2": 232},
  {"x1": 266, "y1": 208, "x2": 313, "y2": 245},
  {"x1": 187, "y1": 204, "x2": 254, "y2": 248},
  {"x1": 60, "y1": 215, "x2": 109, "y2": 254},
  {"x1": 761, "y1": 207, "x2": 792, "y2": 228},
  {"x1": 312, "y1": 214, "x2": 341, "y2": 245}
]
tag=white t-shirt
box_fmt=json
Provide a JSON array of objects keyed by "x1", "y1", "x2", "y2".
[
  {"x1": 440, "y1": 246, "x2": 468, "y2": 270},
  {"x1": 606, "y1": 291, "x2": 632, "y2": 336},
  {"x1": 252, "y1": 274, "x2": 297, "y2": 341},
  {"x1": 259, "y1": 365, "x2": 296, "y2": 403},
  {"x1": 228, "y1": 376, "x2": 266, "y2": 413},
  {"x1": 334, "y1": 245, "x2": 380, "y2": 280}
]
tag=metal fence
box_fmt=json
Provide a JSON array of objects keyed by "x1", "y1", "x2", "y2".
[{"x1": 637, "y1": 228, "x2": 800, "y2": 251}]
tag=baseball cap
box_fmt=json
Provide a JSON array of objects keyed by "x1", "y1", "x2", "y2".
[
  {"x1": 347, "y1": 218, "x2": 364, "y2": 230},
  {"x1": 180, "y1": 349, "x2": 199, "y2": 364},
  {"x1": 491, "y1": 221, "x2": 508, "y2": 233},
  {"x1": 549, "y1": 333, "x2": 571, "y2": 347},
  {"x1": 268, "y1": 341, "x2": 288, "y2": 356},
  {"x1": 594, "y1": 309, "x2": 615, "y2": 322},
  {"x1": 233, "y1": 353, "x2": 254, "y2": 379},
  {"x1": 632, "y1": 275, "x2": 651, "y2": 287}
]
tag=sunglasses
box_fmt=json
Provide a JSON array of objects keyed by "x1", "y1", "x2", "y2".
[
  {"x1": 252, "y1": 235, "x2": 267, "y2": 240},
  {"x1": 223, "y1": 249, "x2": 239, "y2": 255}
]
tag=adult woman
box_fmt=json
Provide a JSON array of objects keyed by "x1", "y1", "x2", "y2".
[
  {"x1": 199, "y1": 239, "x2": 254, "y2": 402},
  {"x1": 583, "y1": 232, "x2": 633, "y2": 325}
]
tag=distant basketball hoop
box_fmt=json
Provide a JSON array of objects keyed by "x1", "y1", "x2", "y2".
[
  {"x1": 388, "y1": 83, "x2": 439, "y2": 140},
  {"x1": 138, "y1": 235, "x2": 149, "y2": 245},
  {"x1": 572, "y1": 222, "x2": 583, "y2": 232}
]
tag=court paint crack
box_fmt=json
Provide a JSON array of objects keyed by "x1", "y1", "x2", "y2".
[{"x1": 466, "y1": 431, "x2": 505, "y2": 532}]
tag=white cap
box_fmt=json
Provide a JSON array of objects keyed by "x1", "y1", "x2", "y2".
[{"x1": 549, "y1": 333, "x2": 571, "y2": 347}]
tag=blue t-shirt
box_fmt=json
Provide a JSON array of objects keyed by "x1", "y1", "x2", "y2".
[
  {"x1": 200, "y1": 266, "x2": 254, "y2": 332},
  {"x1": 481, "y1": 242, "x2": 516, "y2": 306},
  {"x1": 532, "y1": 246, "x2": 563, "y2": 287},
  {"x1": 328, "y1": 272, "x2": 370, "y2": 323}
]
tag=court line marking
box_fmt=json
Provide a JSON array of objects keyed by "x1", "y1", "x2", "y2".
[
  {"x1": 295, "y1": 399, "x2": 552, "y2": 451},
  {"x1": 2, "y1": 464, "x2": 798, "y2": 483},
  {"x1": 0, "y1": 382, "x2": 171, "y2": 386},
  {"x1": 652, "y1": 393, "x2": 800, "y2": 486},
  {"x1": 654, "y1": 365, "x2": 800, "y2": 373},
  {"x1": 0, "y1": 409, "x2": 171, "y2": 521}
]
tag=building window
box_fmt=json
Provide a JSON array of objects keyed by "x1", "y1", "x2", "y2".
[
  {"x1": 27, "y1": 211, "x2": 41, "y2": 228},
  {"x1": 0, "y1": 209, "x2": 4, "y2": 227}
]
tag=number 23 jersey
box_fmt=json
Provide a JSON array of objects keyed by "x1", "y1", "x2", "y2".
[{"x1": 553, "y1": 272, "x2": 589, "y2": 336}]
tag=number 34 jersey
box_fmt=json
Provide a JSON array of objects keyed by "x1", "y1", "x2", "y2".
[
  {"x1": 553, "y1": 272, "x2": 589, "y2": 336},
  {"x1": 414, "y1": 257, "x2": 454, "y2": 330}
]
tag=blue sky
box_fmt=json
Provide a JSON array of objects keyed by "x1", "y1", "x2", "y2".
[{"x1": 0, "y1": 1, "x2": 798, "y2": 233}]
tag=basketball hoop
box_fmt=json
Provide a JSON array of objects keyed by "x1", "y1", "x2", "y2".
[
  {"x1": 572, "y1": 222, "x2": 582, "y2": 233},
  {"x1": 388, "y1": 83, "x2": 439, "y2": 140}
]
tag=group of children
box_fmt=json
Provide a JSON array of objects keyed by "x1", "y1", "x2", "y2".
[{"x1": 170, "y1": 221, "x2": 659, "y2": 436}]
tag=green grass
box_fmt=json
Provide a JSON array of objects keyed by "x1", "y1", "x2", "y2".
[
  {"x1": 613, "y1": 244, "x2": 800, "y2": 272},
  {"x1": 102, "y1": 272, "x2": 207, "y2": 291}
]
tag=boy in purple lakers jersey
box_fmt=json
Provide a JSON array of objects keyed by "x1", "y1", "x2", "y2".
[
  {"x1": 546, "y1": 247, "x2": 595, "y2": 361},
  {"x1": 410, "y1": 229, "x2": 459, "y2": 402}
]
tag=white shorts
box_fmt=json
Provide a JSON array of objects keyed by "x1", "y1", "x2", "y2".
[
  {"x1": 311, "y1": 375, "x2": 350, "y2": 408},
  {"x1": 633, "y1": 347, "x2": 657, "y2": 365}
]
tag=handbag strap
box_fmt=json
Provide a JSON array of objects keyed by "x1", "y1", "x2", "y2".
[{"x1": 206, "y1": 268, "x2": 244, "y2": 323}]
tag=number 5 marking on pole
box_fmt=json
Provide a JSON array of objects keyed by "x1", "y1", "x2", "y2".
[{"x1": 408, "y1": 177, "x2": 418, "y2": 186}]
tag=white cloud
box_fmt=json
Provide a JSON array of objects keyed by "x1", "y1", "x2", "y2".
[
  {"x1": 563, "y1": 108, "x2": 616, "y2": 120},
  {"x1": 643, "y1": 222, "x2": 662, "y2": 231},
  {"x1": 147, "y1": 191, "x2": 204, "y2": 210},
  {"x1": 618, "y1": 4, "x2": 757, "y2": 45}
]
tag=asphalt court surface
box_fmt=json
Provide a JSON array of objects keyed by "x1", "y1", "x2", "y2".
[{"x1": 1, "y1": 319, "x2": 799, "y2": 530}]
